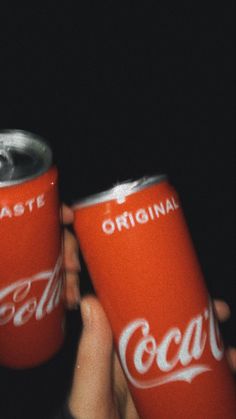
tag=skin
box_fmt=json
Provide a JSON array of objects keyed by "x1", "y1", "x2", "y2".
[{"x1": 62, "y1": 205, "x2": 236, "y2": 419}]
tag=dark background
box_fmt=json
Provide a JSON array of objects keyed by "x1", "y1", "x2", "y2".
[{"x1": 0, "y1": 4, "x2": 235, "y2": 418}]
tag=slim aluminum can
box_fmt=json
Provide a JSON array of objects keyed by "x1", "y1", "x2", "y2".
[
  {"x1": 0, "y1": 130, "x2": 65, "y2": 369},
  {"x1": 73, "y1": 175, "x2": 235, "y2": 419}
]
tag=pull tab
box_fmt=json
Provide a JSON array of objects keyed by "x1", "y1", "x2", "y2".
[{"x1": 0, "y1": 145, "x2": 14, "y2": 179}]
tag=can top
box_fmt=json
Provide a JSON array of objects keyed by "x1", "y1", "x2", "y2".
[
  {"x1": 73, "y1": 174, "x2": 167, "y2": 209},
  {"x1": 0, "y1": 130, "x2": 52, "y2": 187}
]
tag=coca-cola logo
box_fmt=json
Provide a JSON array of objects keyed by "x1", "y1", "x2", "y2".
[
  {"x1": 118, "y1": 301, "x2": 224, "y2": 388},
  {"x1": 0, "y1": 256, "x2": 64, "y2": 327}
]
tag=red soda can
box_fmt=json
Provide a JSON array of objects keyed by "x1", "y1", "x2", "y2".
[
  {"x1": 73, "y1": 175, "x2": 236, "y2": 419},
  {"x1": 0, "y1": 130, "x2": 65, "y2": 369}
]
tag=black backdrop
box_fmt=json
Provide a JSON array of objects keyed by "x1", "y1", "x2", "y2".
[{"x1": 0, "y1": 4, "x2": 235, "y2": 418}]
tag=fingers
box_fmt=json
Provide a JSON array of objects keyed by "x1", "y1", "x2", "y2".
[
  {"x1": 213, "y1": 300, "x2": 231, "y2": 322},
  {"x1": 64, "y1": 229, "x2": 80, "y2": 272},
  {"x1": 213, "y1": 300, "x2": 236, "y2": 373},
  {"x1": 61, "y1": 204, "x2": 81, "y2": 308},
  {"x1": 62, "y1": 204, "x2": 74, "y2": 225},
  {"x1": 68, "y1": 296, "x2": 118, "y2": 419},
  {"x1": 226, "y1": 347, "x2": 236, "y2": 372},
  {"x1": 113, "y1": 353, "x2": 140, "y2": 419},
  {"x1": 64, "y1": 271, "x2": 80, "y2": 309},
  {"x1": 63, "y1": 228, "x2": 81, "y2": 309}
]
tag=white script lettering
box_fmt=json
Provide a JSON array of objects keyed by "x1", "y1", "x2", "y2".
[
  {"x1": 0, "y1": 256, "x2": 63, "y2": 327},
  {"x1": 118, "y1": 301, "x2": 224, "y2": 388}
]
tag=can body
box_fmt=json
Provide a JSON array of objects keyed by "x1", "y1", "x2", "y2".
[
  {"x1": 73, "y1": 176, "x2": 235, "y2": 418},
  {"x1": 0, "y1": 131, "x2": 65, "y2": 368}
]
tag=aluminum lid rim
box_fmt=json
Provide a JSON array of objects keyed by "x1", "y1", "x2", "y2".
[
  {"x1": 73, "y1": 174, "x2": 167, "y2": 209},
  {"x1": 0, "y1": 130, "x2": 52, "y2": 187}
]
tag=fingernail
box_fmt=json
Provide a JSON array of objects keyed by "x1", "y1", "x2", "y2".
[{"x1": 81, "y1": 300, "x2": 92, "y2": 328}]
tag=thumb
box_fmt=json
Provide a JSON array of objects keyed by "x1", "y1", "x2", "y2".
[{"x1": 68, "y1": 295, "x2": 117, "y2": 419}]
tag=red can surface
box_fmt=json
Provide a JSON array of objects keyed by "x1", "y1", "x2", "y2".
[
  {"x1": 73, "y1": 176, "x2": 236, "y2": 419},
  {"x1": 0, "y1": 130, "x2": 65, "y2": 369}
]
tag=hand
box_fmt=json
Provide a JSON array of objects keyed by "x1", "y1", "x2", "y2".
[
  {"x1": 67, "y1": 296, "x2": 236, "y2": 419},
  {"x1": 62, "y1": 204, "x2": 81, "y2": 309},
  {"x1": 62, "y1": 204, "x2": 138, "y2": 417},
  {"x1": 68, "y1": 295, "x2": 139, "y2": 419},
  {"x1": 62, "y1": 205, "x2": 236, "y2": 418},
  {"x1": 213, "y1": 300, "x2": 236, "y2": 372}
]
